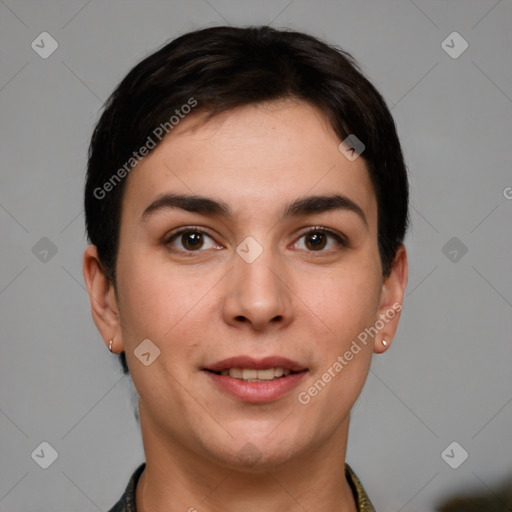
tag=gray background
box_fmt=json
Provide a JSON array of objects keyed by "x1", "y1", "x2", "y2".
[{"x1": 1, "y1": 1, "x2": 511, "y2": 511}]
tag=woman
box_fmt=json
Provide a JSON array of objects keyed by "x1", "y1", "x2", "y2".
[{"x1": 83, "y1": 25, "x2": 408, "y2": 512}]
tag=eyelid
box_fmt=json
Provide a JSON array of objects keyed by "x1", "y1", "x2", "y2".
[
  {"x1": 164, "y1": 226, "x2": 222, "y2": 248},
  {"x1": 165, "y1": 225, "x2": 215, "y2": 239},
  {"x1": 294, "y1": 226, "x2": 349, "y2": 247}
]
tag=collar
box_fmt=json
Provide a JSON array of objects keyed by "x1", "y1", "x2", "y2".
[{"x1": 107, "y1": 461, "x2": 375, "y2": 512}]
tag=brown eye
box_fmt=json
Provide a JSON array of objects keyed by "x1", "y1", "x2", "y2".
[
  {"x1": 293, "y1": 228, "x2": 347, "y2": 252},
  {"x1": 305, "y1": 232, "x2": 327, "y2": 250},
  {"x1": 181, "y1": 231, "x2": 204, "y2": 250},
  {"x1": 165, "y1": 228, "x2": 221, "y2": 253}
]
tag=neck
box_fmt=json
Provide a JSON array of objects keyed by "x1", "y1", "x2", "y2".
[{"x1": 135, "y1": 405, "x2": 358, "y2": 512}]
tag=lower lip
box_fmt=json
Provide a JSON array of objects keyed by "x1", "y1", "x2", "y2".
[{"x1": 204, "y1": 370, "x2": 308, "y2": 403}]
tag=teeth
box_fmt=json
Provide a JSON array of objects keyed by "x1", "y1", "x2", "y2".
[
  {"x1": 229, "y1": 368, "x2": 243, "y2": 378},
  {"x1": 242, "y1": 368, "x2": 258, "y2": 380},
  {"x1": 256, "y1": 368, "x2": 275, "y2": 380},
  {"x1": 221, "y1": 367, "x2": 290, "y2": 381}
]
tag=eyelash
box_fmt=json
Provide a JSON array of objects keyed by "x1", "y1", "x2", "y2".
[{"x1": 163, "y1": 226, "x2": 348, "y2": 253}]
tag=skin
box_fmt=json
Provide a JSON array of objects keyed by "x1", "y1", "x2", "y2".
[{"x1": 84, "y1": 99, "x2": 407, "y2": 512}]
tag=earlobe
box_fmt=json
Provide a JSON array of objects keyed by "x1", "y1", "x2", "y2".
[
  {"x1": 83, "y1": 245, "x2": 122, "y2": 352},
  {"x1": 373, "y1": 245, "x2": 408, "y2": 354}
]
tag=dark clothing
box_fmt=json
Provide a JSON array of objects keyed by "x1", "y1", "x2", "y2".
[{"x1": 107, "y1": 461, "x2": 376, "y2": 511}]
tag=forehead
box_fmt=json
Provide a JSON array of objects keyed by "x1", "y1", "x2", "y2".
[{"x1": 121, "y1": 100, "x2": 377, "y2": 227}]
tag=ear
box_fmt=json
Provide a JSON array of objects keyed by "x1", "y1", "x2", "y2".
[
  {"x1": 83, "y1": 245, "x2": 123, "y2": 353},
  {"x1": 373, "y1": 244, "x2": 408, "y2": 354}
]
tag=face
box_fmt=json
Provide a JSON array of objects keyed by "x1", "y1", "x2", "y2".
[{"x1": 85, "y1": 99, "x2": 407, "y2": 471}]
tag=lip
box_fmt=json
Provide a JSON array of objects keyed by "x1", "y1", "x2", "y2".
[
  {"x1": 205, "y1": 356, "x2": 307, "y2": 372},
  {"x1": 204, "y1": 370, "x2": 307, "y2": 403},
  {"x1": 203, "y1": 356, "x2": 308, "y2": 403}
]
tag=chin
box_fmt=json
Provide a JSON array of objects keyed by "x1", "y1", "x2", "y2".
[{"x1": 198, "y1": 427, "x2": 310, "y2": 472}]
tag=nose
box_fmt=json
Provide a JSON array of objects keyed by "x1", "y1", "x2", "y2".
[{"x1": 221, "y1": 245, "x2": 294, "y2": 332}]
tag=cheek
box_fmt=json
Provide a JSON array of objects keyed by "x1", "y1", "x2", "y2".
[
  {"x1": 115, "y1": 252, "x2": 213, "y2": 346},
  {"x1": 296, "y1": 261, "x2": 382, "y2": 344},
  {"x1": 115, "y1": 257, "x2": 212, "y2": 401},
  {"x1": 295, "y1": 270, "x2": 379, "y2": 416},
  {"x1": 115, "y1": 254, "x2": 234, "y2": 387}
]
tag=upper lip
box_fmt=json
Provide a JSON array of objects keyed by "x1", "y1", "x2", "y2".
[{"x1": 205, "y1": 356, "x2": 307, "y2": 373}]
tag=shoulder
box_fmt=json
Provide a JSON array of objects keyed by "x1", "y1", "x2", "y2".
[
  {"x1": 106, "y1": 462, "x2": 146, "y2": 512},
  {"x1": 345, "y1": 462, "x2": 376, "y2": 512}
]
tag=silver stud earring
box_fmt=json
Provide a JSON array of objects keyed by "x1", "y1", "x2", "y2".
[
  {"x1": 382, "y1": 339, "x2": 388, "y2": 347},
  {"x1": 109, "y1": 339, "x2": 113, "y2": 352}
]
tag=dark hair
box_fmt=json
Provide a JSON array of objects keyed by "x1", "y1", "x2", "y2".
[{"x1": 85, "y1": 25, "x2": 409, "y2": 375}]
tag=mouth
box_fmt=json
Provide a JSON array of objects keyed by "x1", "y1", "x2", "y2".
[
  {"x1": 206, "y1": 366, "x2": 299, "y2": 382},
  {"x1": 203, "y1": 356, "x2": 308, "y2": 402}
]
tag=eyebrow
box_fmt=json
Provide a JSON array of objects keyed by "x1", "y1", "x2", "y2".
[{"x1": 141, "y1": 193, "x2": 367, "y2": 227}]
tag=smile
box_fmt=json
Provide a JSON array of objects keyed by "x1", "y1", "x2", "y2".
[
  {"x1": 203, "y1": 356, "x2": 308, "y2": 402},
  {"x1": 211, "y1": 367, "x2": 293, "y2": 381}
]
